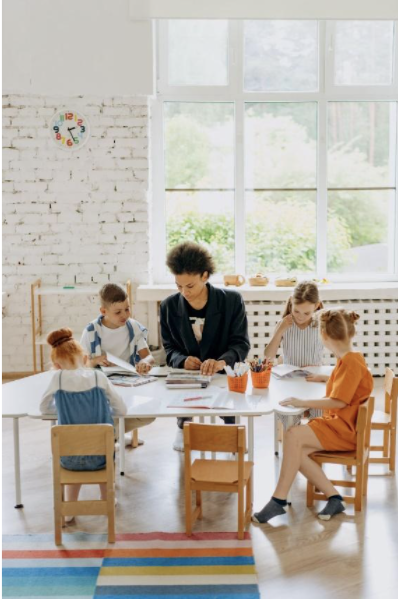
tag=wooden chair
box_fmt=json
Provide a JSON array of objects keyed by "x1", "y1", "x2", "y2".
[
  {"x1": 307, "y1": 396, "x2": 374, "y2": 512},
  {"x1": 51, "y1": 424, "x2": 115, "y2": 545},
  {"x1": 184, "y1": 423, "x2": 253, "y2": 540},
  {"x1": 370, "y1": 368, "x2": 398, "y2": 471}
]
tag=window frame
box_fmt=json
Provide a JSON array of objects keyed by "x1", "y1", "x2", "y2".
[{"x1": 152, "y1": 19, "x2": 398, "y2": 283}]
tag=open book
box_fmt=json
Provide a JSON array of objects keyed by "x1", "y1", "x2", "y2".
[
  {"x1": 150, "y1": 366, "x2": 204, "y2": 377},
  {"x1": 272, "y1": 364, "x2": 333, "y2": 379},
  {"x1": 167, "y1": 392, "x2": 233, "y2": 410}
]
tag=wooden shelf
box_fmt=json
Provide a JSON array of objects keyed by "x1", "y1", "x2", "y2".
[{"x1": 34, "y1": 286, "x2": 101, "y2": 296}]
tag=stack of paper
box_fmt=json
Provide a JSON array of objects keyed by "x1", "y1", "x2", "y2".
[{"x1": 166, "y1": 373, "x2": 211, "y2": 389}]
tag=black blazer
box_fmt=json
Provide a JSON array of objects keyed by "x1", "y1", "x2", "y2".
[{"x1": 160, "y1": 284, "x2": 250, "y2": 369}]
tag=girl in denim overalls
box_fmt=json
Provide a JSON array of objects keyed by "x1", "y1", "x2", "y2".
[{"x1": 41, "y1": 328, "x2": 127, "y2": 522}]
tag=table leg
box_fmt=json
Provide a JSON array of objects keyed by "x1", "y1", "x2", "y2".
[
  {"x1": 274, "y1": 413, "x2": 279, "y2": 456},
  {"x1": 286, "y1": 415, "x2": 295, "y2": 506},
  {"x1": 119, "y1": 419, "x2": 125, "y2": 476},
  {"x1": 13, "y1": 418, "x2": 23, "y2": 508}
]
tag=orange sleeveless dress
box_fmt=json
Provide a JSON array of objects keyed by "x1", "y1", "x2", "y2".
[{"x1": 308, "y1": 352, "x2": 373, "y2": 451}]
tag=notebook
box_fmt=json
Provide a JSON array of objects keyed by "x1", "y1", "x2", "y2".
[
  {"x1": 272, "y1": 364, "x2": 333, "y2": 379},
  {"x1": 166, "y1": 373, "x2": 212, "y2": 389}
]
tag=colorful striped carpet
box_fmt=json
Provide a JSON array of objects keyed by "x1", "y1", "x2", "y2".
[{"x1": 2, "y1": 531, "x2": 260, "y2": 598}]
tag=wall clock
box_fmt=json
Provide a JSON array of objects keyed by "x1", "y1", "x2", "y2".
[{"x1": 49, "y1": 109, "x2": 90, "y2": 151}]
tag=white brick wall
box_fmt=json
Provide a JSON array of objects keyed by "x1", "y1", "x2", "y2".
[{"x1": 2, "y1": 95, "x2": 152, "y2": 373}]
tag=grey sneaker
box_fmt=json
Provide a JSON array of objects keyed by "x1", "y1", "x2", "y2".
[{"x1": 318, "y1": 497, "x2": 346, "y2": 521}]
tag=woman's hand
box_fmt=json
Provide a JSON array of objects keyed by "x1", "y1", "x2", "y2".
[
  {"x1": 306, "y1": 374, "x2": 329, "y2": 383},
  {"x1": 279, "y1": 397, "x2": 304, "y2": 408},
  {"x1": 184, "y1": 356, "x2": 202, "y2": 370},
  {"x1": 201, "y1": 359, "x2": 226, "y2": 376},
  {"x1": 136, "y1": 361, "x2": 152, "y2": 374}
]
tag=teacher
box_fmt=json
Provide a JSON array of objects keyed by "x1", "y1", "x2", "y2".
[{"x1": 160, "y1": 242, "x2": 250, "y2": 451}]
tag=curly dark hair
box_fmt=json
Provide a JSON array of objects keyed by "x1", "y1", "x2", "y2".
[{"x1": 166, "y1": 242, "x2": 216, "y2": 276}]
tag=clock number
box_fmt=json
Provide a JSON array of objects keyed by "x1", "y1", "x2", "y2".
[
  {"x1": 56, "y1": 133, "x2": 61, "y2": 140},
  {"x1": 74, "y1": 138, "x2": 79, "y2": 144},
  {"x1": 53, "y1": 125, "x2": 59, "y2": 133},
  {"x1": 66, "y1": 139, "x2": 73, "y2": 147},
  {"x1": 80, "y1": 126, "x2": 86, "y2": 133},
  {"x1": 66, "y1": 112, "x2": 73, "y2": 120},
  {"x1": 77, "y1": 119, "x2": 83, "y2": 126},
  {"x1": 61, "y1": 136, "x2": 66, "y2": 144}
]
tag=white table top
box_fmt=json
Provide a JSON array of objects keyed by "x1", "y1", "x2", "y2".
[{"x1": 2, "y1": 371, "x2": 326, "y2": 420}]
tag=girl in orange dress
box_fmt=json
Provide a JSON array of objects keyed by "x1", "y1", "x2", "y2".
[{"x1": 253, "y1": 308, "x2": 373, "y2": 522}]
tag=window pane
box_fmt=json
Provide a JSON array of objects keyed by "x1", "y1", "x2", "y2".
[
  {"x1": 334, "y1": 21, "x2": 394, "y2": 86},
  {"x1": 328, "y1": 102, "x2": 396, "y2": 188},
  {"x1": 164, "y1": 102, "x2": 235, "y2": 189},
  {"x1": 168, "y1": 20, "x2": 228, "y2": 86},
  {"x1": 166, "y1": 191, "x2": 235, "y2": 272},
  {"x1": 246, "y1": 192, "x2": 316, "y2": 275},
  {"x1": 327, "y1": 191, "x2": 391, "y2": 274},
  {"x1": 244, "y1": 21, "x2": 318, "y2": 92},
  {"x1": 245, "y1": 103, "x2": 317, "y2": 189}
]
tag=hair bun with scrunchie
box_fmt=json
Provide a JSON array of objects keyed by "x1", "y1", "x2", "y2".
[{"x1": 47, "y1": 327, "x2": 73, "y2": 348}]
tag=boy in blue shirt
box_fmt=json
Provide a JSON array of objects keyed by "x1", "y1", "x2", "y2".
[{"x1": 81, "y1": 283, "x2": 155, "y2": 446}]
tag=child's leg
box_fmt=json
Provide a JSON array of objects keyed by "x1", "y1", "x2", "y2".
[
  {"x1": 298, "y1": 447, "x2": 340, "y2": 498},
  {"x1": 65, "y1": 484, "x2": 82, "y2": 502},
  {"x1": 273, "y1": 425, "x2": 324, "y2": 499}
]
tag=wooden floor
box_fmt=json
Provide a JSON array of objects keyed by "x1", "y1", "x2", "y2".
[{"x1": 2, "y1": 378, "x2": 397, "y2": 599}]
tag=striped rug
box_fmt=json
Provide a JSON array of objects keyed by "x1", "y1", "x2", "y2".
[{"x1": 2, "y1": 532, "x2": 260, "y2": 598}]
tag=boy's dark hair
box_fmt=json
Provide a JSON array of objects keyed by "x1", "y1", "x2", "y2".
[
  {"x1": 100, "y1": 284, "x2": 128, "y2": 306},
  {"x1": 166, "y1": 242, "x2": 216, "y2": 276}
]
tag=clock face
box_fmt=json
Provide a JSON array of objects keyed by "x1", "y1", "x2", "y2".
[{"x1": 50, "y1": 109, "x2": 90, "y2": 151}]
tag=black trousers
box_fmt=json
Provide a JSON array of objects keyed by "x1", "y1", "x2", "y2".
[{"x1": 177, "y1": 416, "x2": 235, "y2": 429}]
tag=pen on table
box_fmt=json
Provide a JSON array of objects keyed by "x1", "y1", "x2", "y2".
[{"x1": 183, "y1": 395, "x2": 212, "y2": 402}]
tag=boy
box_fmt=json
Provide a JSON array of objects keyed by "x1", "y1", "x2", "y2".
[{"x1": 81, "y1": 283, "x2": 155, "y2": 446}]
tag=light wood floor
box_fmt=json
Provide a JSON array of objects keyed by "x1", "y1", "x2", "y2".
[{"x1": 2, "y1": 379, "x2": 397, "y2": 599}]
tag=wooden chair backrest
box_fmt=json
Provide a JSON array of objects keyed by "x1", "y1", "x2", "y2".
[
  {"x1": 356, "y1": 397, "x2": 375, "y2": 458},
  {"x1": 384, "y1": 368, "x2": 398, "y2": 423},
  {"x1": 184, "y1": 423, "x2": 246, "y2": 454},
  {"x1": 51, "y1": 424, "x2": 114, "y2": 459}
]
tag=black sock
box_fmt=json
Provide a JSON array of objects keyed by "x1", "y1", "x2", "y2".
[
  {"x1": 328, "y1": 494, "x2": 343, "y2": 501},
  {"x1": 272, "y1": 496, "x2": 288, "y2": 506}
]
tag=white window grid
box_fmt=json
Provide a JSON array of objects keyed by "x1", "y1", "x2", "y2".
[{"x1": 151, "y1": 20, "x2": 398, "y2": 284}]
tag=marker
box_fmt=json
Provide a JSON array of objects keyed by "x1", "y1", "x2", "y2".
[
  {"x1": 63, "y1": 286, "x2": 75, "y2": 289},
  {"x1": 183, "y1": 395, "x2": 212, "y2": 402}
]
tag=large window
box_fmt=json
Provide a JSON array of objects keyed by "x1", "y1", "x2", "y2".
[{"x1": 153, "y1": 20, "x2": 398, "y2": 282}]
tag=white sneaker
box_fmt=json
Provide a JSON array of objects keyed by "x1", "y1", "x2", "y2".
[
  {"x1": 173, "y1": 428, "x2": 184, "y2": 452},
  {"x1": 124, "y1": 433, "x2": 144, "y2": 447}
]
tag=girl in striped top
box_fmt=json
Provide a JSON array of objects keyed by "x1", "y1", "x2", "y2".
[{"x1": 265, "y1": 281, "x2": 328, "y2": 383}]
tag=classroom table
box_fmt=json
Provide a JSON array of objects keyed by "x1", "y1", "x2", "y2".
[{"x1": 2, "y1": 371, "x2": 326, "y2": 507}]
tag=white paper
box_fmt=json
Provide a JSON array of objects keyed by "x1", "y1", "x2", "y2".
[
  {"x1": 272, "y1": 364, "x2": 333, "y2": 379},
  {"x1": 167, "y1": 392, "x2": 233, "y2": 410},
  {"x1": 106, "y1": 352, "x2": 140, "y2": 375}
]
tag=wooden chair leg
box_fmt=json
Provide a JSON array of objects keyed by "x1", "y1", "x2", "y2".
[
  {"x1": 306, "y1": 480, "x2": 314, "y2": 507},
  {"x1": 354, "y1": 463, "x2": 363, "y2": 511},
  {"x1": 132, "y1": 429, "x2": 139, "y2": 448},
  {"x1": 185, "y1": 488, "x2": 192, "y2": 536},
  {"x1": 108, "y1": 485, "x2": 116, "y2": 543},
  {"x1": 245, "y1": 477, "x2": 252, "y2": 523},
  {"x1": 54, "y1": 485, "x2": 62, "y2": 546},
  {"x1": 382, "y1": 429, "x2": 389, "y2": 458},
  {"x1": 363, "y1": 458, "x2": 369, "y2": 496},
  {"x1": 389, "y1": 428, "x2": 396, "y2": 472},
  {"x1": 238, "y1": 487, "x2": 244, "y2": 540},
  {"x1": 196, "y1": 491, "x2": 202, "y2": 519}
]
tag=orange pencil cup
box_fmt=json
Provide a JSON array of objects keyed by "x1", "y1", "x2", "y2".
[
  {"x1": 227, "y1": 373, "x2": 248, "y2": 393},
  {"x1": 251, "y1": 367, "x2": 272, "y2": 389}
]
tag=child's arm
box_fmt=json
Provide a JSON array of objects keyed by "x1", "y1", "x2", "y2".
[
  {"x1": 101, "y1": 375, "x2": 127, "y2": 416},
  {"x1": 39, "y1": 373, "x2": 58, "y2": 414},
  {"x1": 279, "y1": 396, "x2": 346, "y2": 409},
  {"x1": 80, "y1": 328, "x2": 111, "y2": 367},
  {"x1": 136, "y1": 348, "x2": 155, "y2": 374},
  {"x1": 264, "y1": 315, "x2": 294, "y2": 360},
  {"x1": 306, "y1": 374, "x2": 329, "y2": 383}
]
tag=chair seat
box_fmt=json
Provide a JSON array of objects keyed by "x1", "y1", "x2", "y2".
[
  {"x1": 191, "y1": 459, "x2": 253, "y2": 485},
  {"x1": 372, "y1": 410, "x2": 391, "y2": 425},
  {"x1": 60, "y1": 467, "x2": 107, "y2": 485}
]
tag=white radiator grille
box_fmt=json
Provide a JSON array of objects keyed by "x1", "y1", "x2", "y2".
[{"x1": 246, "y1": 299, "x2": 398, "y2": 376}]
